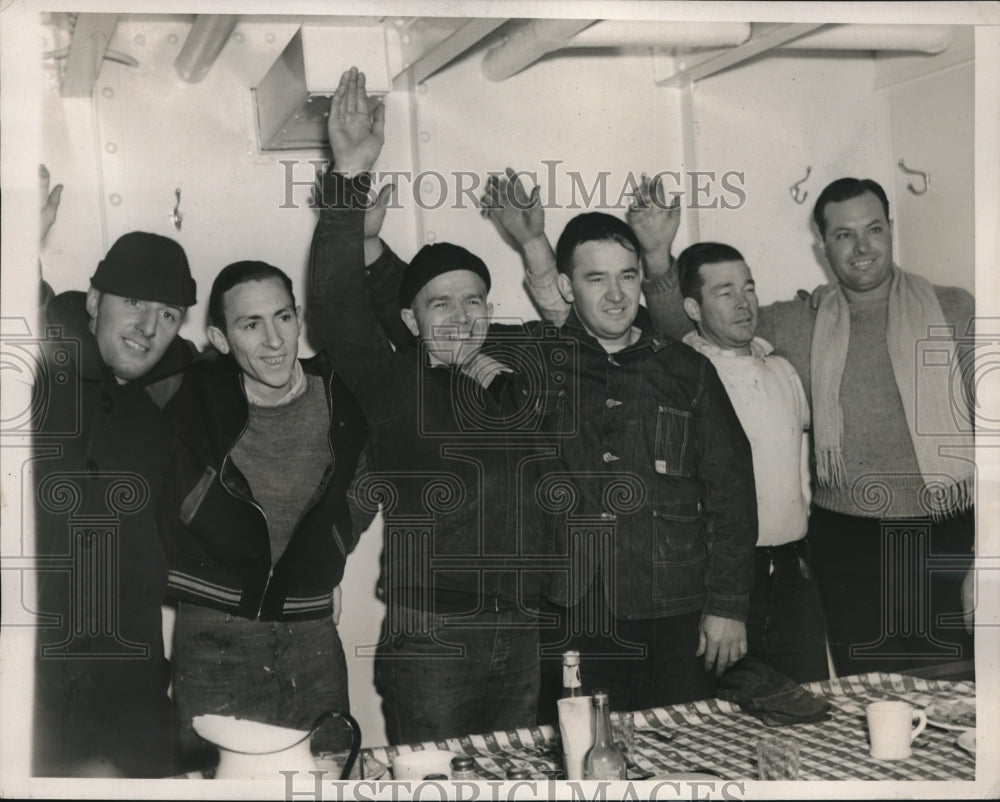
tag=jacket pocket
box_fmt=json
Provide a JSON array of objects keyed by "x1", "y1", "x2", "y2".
[
  {"x1": 179, "y1": 466, "x2": 217, "y2": 525},
  {"x1": 650, "y1": 504, "x2": 704, "y2": 602},
  {"x1": 653, "y1": 405, "x2": 692, "y2": 477}
]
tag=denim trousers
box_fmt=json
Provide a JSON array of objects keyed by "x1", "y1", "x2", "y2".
[
  {"x1": 375, "y1": 604, "x2": 540, "y2": 744},
  {"x1": 172, "y1": 602, "x2": 351, "y2": 754},
  {"x1": 537, "y1": 585, "x2": 716, "y2": 725},
  {"x1": 745, "y1": 539, "x2": 830, "y2": 683},
  {"x1": 808, "y1": 506, "x2": 975, "y2": 676}
]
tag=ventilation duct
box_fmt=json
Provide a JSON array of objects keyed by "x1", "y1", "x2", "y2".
[{"x1": 254, "y1": 25, "x2": 389, "y2": 151}]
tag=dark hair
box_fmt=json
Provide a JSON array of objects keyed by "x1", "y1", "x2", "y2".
[
  {"x1": 676, "y1": 242, "x2": 746, "y2": 304},
  {"x1": 555, "y1": 212, "x2": 640, "y2": 275},
  {"x1": 208, "y1": 260, "x2": 296, "y2": 331},
  {"x1": 812, "y1": 178, "x2": 890, "y2": 238}
]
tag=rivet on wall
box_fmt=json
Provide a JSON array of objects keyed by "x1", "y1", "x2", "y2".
[
  {"x1": 168, "y1": 33, "x2": 179, "y2": 45},
  {"x1": 105, "y1": 142, "x2": 117, "y2": 153},
  {"x1": 109, "y1": 194, "x2": 122, "y2": 206},
  {"x1": 425, "y1": 231, "x2": 436, "y2": 243},
  {"x1": 232, "y1": 32, "x2": 244, "y2": 44},
  {"x1": 419, "y1": 131, "x2": 430, "y2": 143},
  {"x1": 266, "y1": 32, "x2": 276, "y2": 44},
  {"x1": 102, "y1": 86, "x2": 114, "y2": 99},
  {"x1": 418, "y1": 83, "x2": 428, "y2": 95},
  {"x1": 134, "y1": 34, "x2": 145, "y2": 46}
]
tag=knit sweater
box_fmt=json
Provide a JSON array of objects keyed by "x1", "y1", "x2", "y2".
[
  {"x1": 644, "y1": 274, "x2": 975, "y2": 519},
  {"x1": 229, "y1": 374, "x2": 332, "y2": 564}
]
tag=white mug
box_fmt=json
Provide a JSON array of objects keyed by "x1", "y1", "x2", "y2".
[{"x1": 866, "y1": 701, "x2": 927, "y2": 760}]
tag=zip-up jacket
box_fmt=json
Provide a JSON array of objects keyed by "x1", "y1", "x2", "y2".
[
  {"x1": 162, "y1": 351, "x2": 368, "y2": 621},
  {"x1": 308, "y1": 171, "x2": 561, "y2": 612}
]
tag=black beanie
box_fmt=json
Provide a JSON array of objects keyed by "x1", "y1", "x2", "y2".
[
  {"x1": 398, "y1": 242, "x2": 491, "y2": 309},
  {"x1": 91, "y1": 231, "x2": 197, "y2": 307}
]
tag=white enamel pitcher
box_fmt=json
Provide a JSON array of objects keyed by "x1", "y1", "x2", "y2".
[{"x1": 192, "y1": 710, "x2": 361, "y2": 780}]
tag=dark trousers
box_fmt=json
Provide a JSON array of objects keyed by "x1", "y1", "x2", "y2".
[
  {"x1": 537, "y1": 585, "x2": 715, "y2": 725},
  {"x1": 746, "y1": 539, "x2": 829, "y2": 683},
  {"x1": 375, "y1": 604, "x2": 540, "y2": 744},
  {"x1": 172, "y1": 603, "x2": 352, "y2": 756},
  {"x1": 808, "y1": 505, "x2": 974, "y2": 677}
]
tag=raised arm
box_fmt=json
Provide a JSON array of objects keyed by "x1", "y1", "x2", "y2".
[
  {"x1": 308, "y1": 68, "x2": 406, "y2": 422},
  {"x1": 39, "y1": 164, "x2": 64, "y2": 310},
  {"x1": 481, "y1": 167, "x2": 567, "y2": 325},
  {"x1": 627, "y1": 173, "x2": 693, "y2": 341}
]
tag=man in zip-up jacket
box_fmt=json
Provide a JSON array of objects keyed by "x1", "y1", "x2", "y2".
[
  {"x1": 162, "y1": 260, "x2": 370, "y2": 753},
  {"x1": 308, "y1": 69, "x2": 564, "y2": 744}
]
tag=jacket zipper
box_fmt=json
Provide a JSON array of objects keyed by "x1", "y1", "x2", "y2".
[{"x1": 221, "y1": 376, "x2": 273, "y2": 619}]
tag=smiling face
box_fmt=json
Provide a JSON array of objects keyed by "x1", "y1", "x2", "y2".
[
  {"x1": 683, "y1": 260, "x2": 758, "y2": 354},
  {"x1": 557, "y1": 239, "x2": 642, "y2": 351},
  {"x1": 821, "y1": 191, "x2": 894, "y2": 300},
  {"x1": 86, "y1": 289, "x2": 184, "y2": 382},
  {"x1": 206, "y1": 277, "x2": 302, "y2": 404},
  {"x1": 400, "y1": 269, "x2": 492, "y2": 367}
]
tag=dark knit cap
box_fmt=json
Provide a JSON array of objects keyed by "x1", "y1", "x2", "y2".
[
  {"x1": 91, "y1": 231, "x2": 197, "y2": 307},
  {"x1": 399, "y1": 242, "x2": 491, "y2": 309}
]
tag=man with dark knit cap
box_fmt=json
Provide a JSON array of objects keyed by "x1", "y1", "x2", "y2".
[
  {"x1": 33, "y1": 196, "x2": 198, "y2": 775},
  {"x1": 308, "y1": 68, "x2": 561, "y2": 743}
]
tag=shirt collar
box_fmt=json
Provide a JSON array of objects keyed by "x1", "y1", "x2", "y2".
[
  {"x1": 244, "y1": 359, "x2": 307, "y2": 407},
  {"x1": 682, "y1": 331, "x2": 774, "y2": 360}
]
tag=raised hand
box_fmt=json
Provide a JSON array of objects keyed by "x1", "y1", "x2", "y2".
[
  {"x1": 626, "y1": 173, "x2": 681, "y2": 275},
  {"x1": 480, "y1": 167, "x2": 545, "y2": 250},
  {"x1": 327, "y1": 67, "x2": 385, "y2": 175},
  {"x1": 40, "y1": 163, "x2": 63, "y2": 243}
]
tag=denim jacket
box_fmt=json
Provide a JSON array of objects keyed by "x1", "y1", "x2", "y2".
[{"x1": 543, "y1": 311, "x2": 758, "y2": 622}]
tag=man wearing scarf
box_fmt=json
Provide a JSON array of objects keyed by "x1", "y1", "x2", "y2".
[
  {"x1": 502, "y1": 172, "x2": 976, "y2": 678},
  {"x1": 644, "y1": 178, "x2": 975, "y2": 676}
]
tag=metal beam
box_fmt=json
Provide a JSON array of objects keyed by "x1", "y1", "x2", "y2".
[
  {"x1": 393, "y1": 17, "x2": 507, "y2": 90},
  {"x1": 656, "y1": 22, "x2": 827, "y2": 87},
  {"x1": 61, "y1": 13, "x2": 119, "y2": 97}
]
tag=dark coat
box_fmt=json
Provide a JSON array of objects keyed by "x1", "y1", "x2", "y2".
[
  {"x1": 161, "y1": 351, "x2": 369, "y2": 621},
  {"x1": 31, "y1": 291, "x2": 194, "y2": 777}
]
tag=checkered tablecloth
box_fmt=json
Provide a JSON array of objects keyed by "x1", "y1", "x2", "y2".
[{"x1": 361, "y1": 673, "x2": 975, "y2": 781}]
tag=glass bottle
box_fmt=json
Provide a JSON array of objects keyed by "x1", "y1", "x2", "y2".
[
  {"x1": 583, "y1": 690, "x2": 626, "y2": 780},
  {"x1": 562, "y1": 650, "x2": 583, "y2": 697}
]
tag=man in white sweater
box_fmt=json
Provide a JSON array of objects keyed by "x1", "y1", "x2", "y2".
[{"x1": 676, "y1": 241, "x2": 829, "y2": 681}]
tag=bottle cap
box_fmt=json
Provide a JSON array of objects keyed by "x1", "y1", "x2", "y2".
[
  {"x1": 562, "y1": 650, "x2": 580, "y2": 665},
  {"x1": 423, "y1": 773, "x2": 449, "y2": 780},
  {"x1": 506, "y1": 768, "x2": 532, "y2": 780},
  {"x1": 592, "y1": 689, "x2": 610, "y2": 706},
  {"x1": 452, "y1": 756, "x2": 475, "y2": 771}
]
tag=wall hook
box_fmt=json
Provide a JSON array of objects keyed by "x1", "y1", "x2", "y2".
[
  {"x1": 790, "y1": 166, "x2": 811, "y2": 204},
  {"x1": 170, "y1": 188, "x2": 183, "y2": 230},
  {"x1": 897, "y1": 158, "x2": 929, "y2": 195}
]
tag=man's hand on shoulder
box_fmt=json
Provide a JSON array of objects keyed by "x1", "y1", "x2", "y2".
[{"x1": 327, "y1": 66, "x2": 385, "y2": 176}]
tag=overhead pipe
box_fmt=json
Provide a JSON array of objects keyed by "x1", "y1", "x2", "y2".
[
  {"x1": 778, "y1": 24, "x2": 951, "y2": 53},
  {"x1": 174, "y1": 14, "x2": 239, "y2": 83},
  {"x1": 482, "y1": 20, "x2": 951, "y2": 82},
  {"x1": 569, "y1": 21, "x2": 752, "y2": 49},
  {"x1": 481, "y1": 19, "x2": 597, "y2": 82}
]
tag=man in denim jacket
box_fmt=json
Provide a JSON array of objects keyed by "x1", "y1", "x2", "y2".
[{"x1": 531, "y1": 212, "x2": 757, "y2": 718}]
